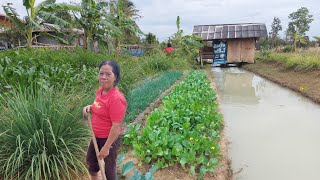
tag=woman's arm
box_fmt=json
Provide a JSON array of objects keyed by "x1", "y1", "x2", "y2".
[{"x1": 98, "y1": 122, "x2": 121, "y2": 159}]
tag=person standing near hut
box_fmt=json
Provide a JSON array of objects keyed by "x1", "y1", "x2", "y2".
[
  {"x1": 83, "y1": 60, "x2": 127, "y2": 180},
  {"x1": 164, "y1": 42, "x2": 174, "y2": 53}
]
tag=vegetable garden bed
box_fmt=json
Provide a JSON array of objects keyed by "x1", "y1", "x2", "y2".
[{"x1": 120, "y1": 70, "x2": 231, "y2": 179}]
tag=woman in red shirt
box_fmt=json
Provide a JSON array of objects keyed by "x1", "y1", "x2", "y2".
[
  {"x1": 83, "y1": 60, "x2": 127, "y2": 180},
  {"x1": 164, "y1": 42, "x2": 174, "y2": 53}
]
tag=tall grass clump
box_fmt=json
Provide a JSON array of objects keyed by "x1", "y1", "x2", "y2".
[
  {"x1": 0, "y1": 84, "x2": 90, "y2": 180},
  {"x1": 125, "y1": 71, "x2": 183, "y2": 123}
]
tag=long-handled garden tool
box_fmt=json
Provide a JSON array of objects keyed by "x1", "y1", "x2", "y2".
[{"x1": 88, "y1": 113, "x2": 107, "y2": 180}]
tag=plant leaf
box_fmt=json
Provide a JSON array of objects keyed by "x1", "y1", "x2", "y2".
[{"x1": 122, "y1": 161, "x2": 134, "y2": 176}]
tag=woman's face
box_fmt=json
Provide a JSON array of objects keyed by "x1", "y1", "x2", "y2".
[{"x1": 98, "y1": 64, "x2": 116, "y2": 90}]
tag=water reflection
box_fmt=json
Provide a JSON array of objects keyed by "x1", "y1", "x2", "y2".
[{"x1": 212, "y1": 67, "x2": 260, "y2": 105}]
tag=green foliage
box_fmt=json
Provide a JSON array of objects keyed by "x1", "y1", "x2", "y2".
[
  {"x1": 0, "y1": 48, "x2": 190, "y2": 94},
  {"x1": 286, "y1": 7, "x2": 313, "y2": 51},
  {"x1": 124, "y1": 70, "x2": 222, "y2": 178},
  {"x1": 283, "y1": 45, "x2": 294, "y2": 52},
  {"x1": 270, "y1": 17, "x2": 282, "y2": 47},
  {"x1": 125, "y1": 71, "x2": 183, "y2": 123},
  {"x1": 270, "y1": 17, "x2": 282, "y2": 38},
  {"x1": 73, "y1": 0, "x2": 119, "y2": 51},
  {"x1": 313, "y1": 36, "x2": 320, "y2": 43},
  {"x1": 0, "y1": 84, "x2": 90, "y2": 179},
  {"x1": 256, "y1": 50, "x2": 320, "y2": 70},
  {"x1": 128, "y1": 166, "x2": 159, "y2": 180},
  {"x1": 144, "y1": 32, "x2": 159, "y2": 45},
  {"x1": 122, "y1": 161, "x2": 135, "y2": 176},
  {"x1": 3, "y1": 0, "x2": 76, "y2": 48},
  {"x1": 117, "y1": 152, "x2": 159, "y2": 180},
  {"x1": 259, "y1": 45, "x2": 271, "y2": 57},
  {"x1": 169, "y1": 16, "x2": 204, "y2": 58},
  {"x1": 0, "y1": 49, "x2": 101, "y2": 93},
  {"x1": 287, "y1": 7, "x2": 313, "y2": 36},
  {"x1": 0, "y1": 48, "x2": 193, "y2": 178},
  {"x1": 110, "y1": 0, "x2": 143, "y2": 49}
]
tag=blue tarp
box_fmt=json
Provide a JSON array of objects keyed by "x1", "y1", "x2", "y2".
[{"x1": 122, "y1": 49, "x2": 144, "y2": 56}]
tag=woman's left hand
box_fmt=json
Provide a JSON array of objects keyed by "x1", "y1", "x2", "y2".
[{"x1": 98, "y1": 146, "x2": 110, "y2": 159}]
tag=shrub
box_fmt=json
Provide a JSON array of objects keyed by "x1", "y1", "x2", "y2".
[
  {"x1": 283, "y1": 45, "x2": 294, "y2": 52},
  {"x1": 259, "y1": 45, "x2": 271, "y2": 57}
]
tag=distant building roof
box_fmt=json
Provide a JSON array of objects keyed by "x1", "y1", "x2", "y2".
[
  {"x1": 0, "y1": 13, "x2": 13, "y2": 27},
  {"x1": 0, "y1": 13, "x2": 7, "y2": 18},
  {"x1": 32, "y1": 23, "x2": 84, "y2": 35},
  {"x1": 192, "y1": 23, "x2": 268, "y2": 40}
]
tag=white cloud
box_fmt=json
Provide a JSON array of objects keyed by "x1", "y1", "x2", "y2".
[
  {"x1": 1, "y1": 0, "x2": 319, "y2": 41},
  {"x1": 135, "y1": 0, "x2": 320, "y2": 41}
]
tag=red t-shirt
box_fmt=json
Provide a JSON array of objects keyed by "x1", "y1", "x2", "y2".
[
  {"x1": 164, "y1": 47, "x2": 174, "y2": 53},
  {"x1": 91, "y1": 87, "x2": 127, "y2": 138}
]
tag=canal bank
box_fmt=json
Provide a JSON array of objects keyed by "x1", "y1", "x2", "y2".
[{"x1": 242, "y1": 60, "x2": 320, "y2": 104}]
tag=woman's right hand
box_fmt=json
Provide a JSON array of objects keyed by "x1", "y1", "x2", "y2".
[{"x1": 83, "y1": 105, "x2": 92, "y2": 117}]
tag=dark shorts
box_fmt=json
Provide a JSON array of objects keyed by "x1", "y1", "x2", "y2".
[{"x1": 86, "y1": 138, "x2": 120, "y2": 180}]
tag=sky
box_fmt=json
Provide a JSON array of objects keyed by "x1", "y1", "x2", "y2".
[{"x1": 1, "y1": 0, "x2": 319, "y2": 41}]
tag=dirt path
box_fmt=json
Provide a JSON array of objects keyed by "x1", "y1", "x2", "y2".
[{"x1": 242, "y1": 60, "x2": 320, "y2": 104}]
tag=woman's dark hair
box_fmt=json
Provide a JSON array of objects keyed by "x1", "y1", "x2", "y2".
[
  {"x1": 167, "y1": 42, "x2": 172, "y2": 47},
  {"x1": 99, "y1": 60, "x2": 121, "y2": 86}
]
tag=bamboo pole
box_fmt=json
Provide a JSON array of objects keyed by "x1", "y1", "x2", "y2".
[{"x1": 88, "y1": 113, "x2": 107, "y2": 180}]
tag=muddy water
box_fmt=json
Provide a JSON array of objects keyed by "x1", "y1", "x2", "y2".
[{"x1": 212, "y1": 67, "x2": 320, "y2": 180}]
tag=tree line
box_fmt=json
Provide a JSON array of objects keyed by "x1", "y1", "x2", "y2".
[
  {"x1": 0, "y1": 0, "x2": 158, "y2": 53},
  {"x1": 258, "y1": 7, "x2": 319, "y2": 52}
]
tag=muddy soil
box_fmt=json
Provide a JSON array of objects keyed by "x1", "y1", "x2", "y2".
[{"x1": 242, "y1": 60, "x2": 320, "y2": 104}]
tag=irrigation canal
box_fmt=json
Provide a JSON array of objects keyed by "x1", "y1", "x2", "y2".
[{"x1": 211, "y1": 67, "x2": 320, "y2": 180}]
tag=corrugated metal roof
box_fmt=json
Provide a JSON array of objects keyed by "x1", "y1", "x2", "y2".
[{"x1": 192, "y1": 23, "x2": 267, "y2": 40}]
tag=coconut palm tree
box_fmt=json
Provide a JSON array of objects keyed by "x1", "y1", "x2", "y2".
[
  {"x1": 109, "y1": 0, "x2": 143, "y2": 52},
  {"x1": 110, "y1": 0, "x2": 141, "y2": 19}
]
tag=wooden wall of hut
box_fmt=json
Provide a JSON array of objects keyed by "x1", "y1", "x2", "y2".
[{"x1": 227, "y1": 38, "x2": 255, "y2": 63}]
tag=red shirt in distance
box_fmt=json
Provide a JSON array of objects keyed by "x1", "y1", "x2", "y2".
[
  {"x1": 164, "y1": 47, "x2": 174, "y2": 53},
  {"x1": 91, "y1": 86, "x2": 127, "y2": 138}
]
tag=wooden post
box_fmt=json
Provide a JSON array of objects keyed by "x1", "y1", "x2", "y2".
[{"x1": 88, "y1": 114, "x2": 107, "y2": 180}]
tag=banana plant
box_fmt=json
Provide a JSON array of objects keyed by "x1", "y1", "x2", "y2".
[
  {"x1": 313, "y1": 36, "x2": 320, "y2": 44},
  {"x1": 73, "y1": 0, "x2": 122, "y2": 52},
  {"x1": 3, "y1": 0, "x2": 78, "y2": 48},
  {"x1": 170, "y1": 16, "x2": 203, "y2": 56}
]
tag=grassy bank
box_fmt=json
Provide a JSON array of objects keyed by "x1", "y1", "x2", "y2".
[{"x1": 256, "y1": 47, "x2": 320, "y2": 71}]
